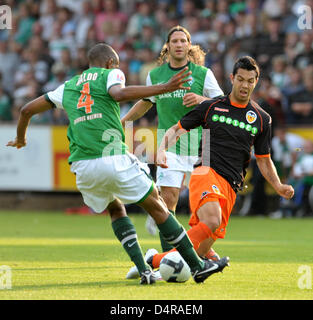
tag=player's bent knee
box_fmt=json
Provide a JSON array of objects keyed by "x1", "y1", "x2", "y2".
[
  {"x1": 138, "y1": 187, "x2": 169, "y2": 224},
  {"x1": 160, "y1": 187, "x2": 180, "y2": 211},
  {"x1": 197, "y1": 201, "x2": 222, "y2": 232},
  {"x1": 107, "y1": 199, "x2": 127, "y2": 221}
]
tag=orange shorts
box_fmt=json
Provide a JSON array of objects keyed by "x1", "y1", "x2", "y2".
[{"x1": 189, "y1": 166, "x2": 236, "y2": 240}]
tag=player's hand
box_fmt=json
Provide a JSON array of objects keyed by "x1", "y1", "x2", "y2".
[
  {"x1": 166, "y1": 67, "x2": 192, "y2": 92},
  {"x1": 183, "y1": 93, "x2": 207, "y2": 107},
  {"x1": 276, "y1": 184, "x2": 294, "y2": 200},
  {"x1": 156, "y1": 150, "x2": 168, "y2": 168},
  {"x1": 6, "y1": 137, "x2": 26, "y2": 149}
]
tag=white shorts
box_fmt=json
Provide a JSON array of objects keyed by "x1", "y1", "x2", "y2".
[
  {"x1": 156, "y1": 152, "x2": 198, "y2": 188},
  {"x1": 70, "y1": 153, "x2": 153, "y2": 213}
]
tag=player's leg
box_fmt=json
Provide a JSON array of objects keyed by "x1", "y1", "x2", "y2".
[
  {"x1": 108, "y1": 198, "x2": 152, "y2": 282},
  {"x1": 197, "y1": 238, "x2": 220, "y2": 260},
  {"x1": 150, "y1": 203, "x2": 220, "y2": 270},
  {"x1": 158, "y1": 186, "x2": 180, "y2": 251},
  {"x1": 160, "y1": 186, "x2": 180, "y2": 212},
  {"x1": 149, "y1": 167, "x2": 230, "y2": 269},
  {"x1": 72, "y1": 156, "x2": 155, "y2": 284},
  {"x1": 138, "y1": 186, "x2": 229, "y2": 282},
  {"x1": 156, "y1": 168, "x2": 185, "y2": 251}
]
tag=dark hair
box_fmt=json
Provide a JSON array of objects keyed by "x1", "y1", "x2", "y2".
[
  {"x1": 87, "y1": 43, "x2": 118, "y2": 67},
  {"x1": 232, "y1": 56, "x2": 260, "y2": 79}
]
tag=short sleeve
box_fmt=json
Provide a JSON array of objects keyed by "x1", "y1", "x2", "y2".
[
  {"x1": 144, "y1": 72, "x2": 156, "y2": 103},
  {"x1": 107, "y1": 69, "x2": 126, "y2": 91},
  {"x1": 254, "y1": 115, "x2": 272, "y2": 157},
  {"x1": 46, "y1": 84, "x2": 65, "y2": 109},
  {"x1": 203, "y1": 69, "x2": 224, "y2": 98},
  {"x1": 179, "y1": 100, "x2": 210, "y2": 131}
]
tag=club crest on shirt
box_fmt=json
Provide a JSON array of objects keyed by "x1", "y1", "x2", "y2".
[
  {"x1": 212, "y1": 185, "x2": 220, "y2": 194},
  {"x1": 187, "y1": 76, "x2": 194, "y2": 87},
  {"x1": 246, "y1": 110, "x2": 257, "y2": 124}
]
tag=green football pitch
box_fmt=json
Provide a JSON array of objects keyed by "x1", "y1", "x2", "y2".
[{"x1": 0, "y1": 210, "x2": 312, "y2": 300}]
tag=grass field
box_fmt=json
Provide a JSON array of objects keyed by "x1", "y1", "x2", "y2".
[{"x1": 0, "y1": 210, "x2": 312, "y2": 300}]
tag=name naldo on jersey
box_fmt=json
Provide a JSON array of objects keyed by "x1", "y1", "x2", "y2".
[
  {"x1": 146, "y1": 61, "x2": 223, "y2": 156},
  {"x1": 45, "y1": 67, "x2": 128, "y2": 163},
  {"x1": 178, "y1": 95, "x2": 272, "y2": 191}
]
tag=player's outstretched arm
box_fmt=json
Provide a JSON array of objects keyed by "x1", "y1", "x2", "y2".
[
  {"x1": 256, "y1": 156, "x2": 294, "y2": 200},
  {"x1": 157, "y1": 123, "x2": 187, "y2": 168},
  {"x1": 121, "y1": 100, "x2": 153, "y2": 126},
  {"x1": 109, "y1": 67, "x2": 192, "y2": 102},
  {"x1": 6, "y1": 95, "x2": 53, "y2": 149}
]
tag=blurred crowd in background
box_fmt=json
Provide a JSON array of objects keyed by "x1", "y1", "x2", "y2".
[{"x1": 0, "y1": 0, "x2": 312, "y2": 217}]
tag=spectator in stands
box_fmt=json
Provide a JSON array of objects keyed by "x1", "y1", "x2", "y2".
[
  {"x1": 0, "y1": 85, "x2": 12, "y2": 122},
  {"x1": 185, "y1": 15, "x2": 210, "y2": 51},
  {"x1": 293, "y1": 31, "x2": 313, "y2": 69},
  {"x1": 284, "y1": 32, "x2": 300, "y2": 64},
  {"x1": 288, "y1": 65, "x2": 313, "y2": 124},
  {"x1": 126, "y1": 0, "x2": 157, "y2": 38},
  {"x1": 223, "y1": 39, "x2": 249, "y2": 76},
  {"x1": 256, "y1": 15, "x2": 285, "y2": 71},
  {"x1": 271, "y1": 126, "x2": 305, "y2": 182},
  {"x1": 270, "y1": 55, "x2": 288, "y2": 89},
  {"x1": 0, "y1": 0, "x2": 310, "y2": 154},
  {"x1": 48, "y1": 20, "x2": 76, "y2": 61},
  {"x1": 271, "y1": 139, "x2": 313, "y2": 218},
  {"x1": 281, "y1": 65, "x2": 305, "y2": 116},
  {"x1": 57, "y1": 6, "x2": 76, "y2": 39},
  {"x1": 74, "y1": 47, "x2": 89, "y2": 73},
  {"x1": 277, "y1": 0, "x2": 302, "y2": 33},
  {"x1": 0, "y1": 40, "x2": 20, "y2": 94},
  {"x1": 200, "y1": 0, "x2": 216, "y2": 19},
  {"x1": 28, "y1": 35, "x2": 54, "y2": 70},
  {"x1": 14, "y1": 2, "x2": 36, "y2": 46},
  {"x1": 132, "y1": 22, "x2": 163, "y2": 55},
  {"x1": 59, "y1": 48, "x2": 77, "y2": 77},
  {"x1": 215, "y1": 0, "x2": 231, "y2": 24},
  {"x1": 14, "y1": 47, "x2": 49, "y2": 87},
  {"x1": 39, "y1": 0, "x2": 58, "y2": 41},
  {"x1": 43, "y1": 62, "x2": 68, "y2": 92},
  {"x1": 179, "y1": 0, "x2": 200, "y2": 30},
  {"x1": 75, "y1": 0, "x2": 94, "y2": 47},
  {"x1": 94, "y1": 0, "x2": 128, "y2": 42},
  {"x1": 291, "y1": 139, "x2": 313, "y2": 217},
  {"x1": 257, "y1": 75, "x2": 285, "y2": 125},
  {"x1": 84, "y1": 25, "x2": 98, "y2": 52}
]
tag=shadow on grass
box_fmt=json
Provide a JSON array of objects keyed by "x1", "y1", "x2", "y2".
[
  {"x1": 11, "y1": 278, "x2": 147, "y2": 291},
  {"x1": 12, "y1": 266, "x2": 119, "y2": 271}
]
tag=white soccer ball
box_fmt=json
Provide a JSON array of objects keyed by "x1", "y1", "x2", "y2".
[{"x1": 159, "y1": 251, "x2": 191, "y2": 283}]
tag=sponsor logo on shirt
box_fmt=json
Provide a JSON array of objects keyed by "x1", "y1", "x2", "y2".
[
  {"x1": 214, "y1": 107, "x2": 229, "y2": 112},
  {"x1": 211, "y1": 114, "x2": 258, "y2": 135},
  {"x1": 201, "y1": 191, "x2": 210, "y2": 199}
]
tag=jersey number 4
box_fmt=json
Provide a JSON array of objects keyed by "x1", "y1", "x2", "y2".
[{"x1": 77, "y1": 82, "x2": 94, "y2": 114}]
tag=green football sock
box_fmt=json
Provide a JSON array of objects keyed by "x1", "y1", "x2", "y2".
[
  {"x1": 112, "y1": 216, "x2": 150, "y2": 274},
  {"x1": 157, "y1": 214, "x2": 204, "y2": 273},
  {"x1": 159, "y1": 209, "x2": 175, "y2": 252}
]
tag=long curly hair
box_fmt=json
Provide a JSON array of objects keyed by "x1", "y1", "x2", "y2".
[{"x1": 157, "y1": 26, "x2": 206, "y2": 66}]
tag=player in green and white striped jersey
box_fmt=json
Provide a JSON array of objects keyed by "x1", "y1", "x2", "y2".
[
  {"x1": 122, "y1": 26, "x2": 223, "y2": 259},
  {"x1": 7, "y1": 43, "x2": 229, "y2": 285}
]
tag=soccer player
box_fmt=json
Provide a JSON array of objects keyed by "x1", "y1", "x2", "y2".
[
  {"x1": 121, "y1": 26, "x2": 223, "y2": 257},
  {"x1": 149, "y1": 56, "x2": 295, "y2": 269},
  {"x1": 7, "y1": 43, "x2": 229, "y2": 285}
]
